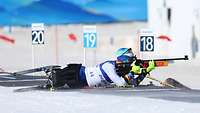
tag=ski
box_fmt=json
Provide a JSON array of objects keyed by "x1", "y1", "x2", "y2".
[
  {"x1": 0, "y1": 65, "x2": 61, "y2": 87},
  {"x1": 165, "y1": 78, "x2": 190, "y2": 90},
  {"x1": 0, "y1": 74, "x2": 47, "y2": 87},
  {"x1": 13, "y1": 65, "x2": 61, "y2": 75}
]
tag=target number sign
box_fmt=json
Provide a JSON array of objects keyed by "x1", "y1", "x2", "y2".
[
  {"x1": 31, "y1": 23, "x2": 44, "y2": 45},
  {"x1": 140, "y1": 36, "x2": 154, "y2": 51},
  {"x1": 83, "y1": 26, "x2": 97, "y2": 48},
  {"x1": 139, "y1": 29, "x2": 154, "y2": 52}
]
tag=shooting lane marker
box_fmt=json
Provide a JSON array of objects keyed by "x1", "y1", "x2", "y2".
[
  {"x1": 55, "y1": 25, "x2": 59, "y2": 64},
  {"x1": 31, "y1": 23, "x2": 45, "y2": 72},
  {"x1": 83, "y1": 25, "x2": 97, "y2": 66},
  {"x1": 138, "y1": 29, "x2": 155, "y2": 59}
]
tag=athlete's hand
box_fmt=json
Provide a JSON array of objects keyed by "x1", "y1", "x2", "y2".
[
  {"x1": 131, "y1": 64, "x2": 141, "y2": 74},
  {"x1": 124, "y1": 73, "x2": 135, "y2": 85},
  {"x1": 147, "y1": 60, "x2": 155, "y2": 72}
]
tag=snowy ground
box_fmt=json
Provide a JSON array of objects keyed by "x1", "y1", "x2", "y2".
[
  {"x1": 0, "y1": 61, "x2": 200, "y2": 113},
  {"x1": 0, "y1": 86, "x2": 200, "y2": 113}
]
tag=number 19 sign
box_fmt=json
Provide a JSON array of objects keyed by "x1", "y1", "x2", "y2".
[
  {"x1": 139, "y1": 29, "x2": 154, "y2": 52},
  {"x1": 83, "y1": 26, "x2": 97, "y2": 48}
]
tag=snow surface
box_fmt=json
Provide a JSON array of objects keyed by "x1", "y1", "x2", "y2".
[{"x1": 0, "y1": 86, "x2": 200, "y2": 113}]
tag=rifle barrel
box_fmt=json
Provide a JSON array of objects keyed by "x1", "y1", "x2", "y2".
[
  {"x1": 116, "y1": 55, "x2": 188, "y2": 65},
  {"x1": 142, "y1": 55, "x2": 188, "y2": 62}
]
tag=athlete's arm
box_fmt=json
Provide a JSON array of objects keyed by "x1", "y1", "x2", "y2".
[{"x1": 102, "y1": 63, "x2": 127, "y2": 86}]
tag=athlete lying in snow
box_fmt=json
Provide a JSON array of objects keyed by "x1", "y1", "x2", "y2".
[{"x1": 47, "y1": 48, "x2": 155, "y2": 88}]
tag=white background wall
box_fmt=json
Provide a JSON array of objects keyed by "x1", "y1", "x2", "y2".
[{"x1": 148, "y1": 0, "x2": 200, "y2": 59}]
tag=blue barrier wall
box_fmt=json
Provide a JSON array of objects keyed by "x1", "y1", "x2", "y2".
[{"x1": 0, "y1": 0, "x2": 147, "y2": 26}]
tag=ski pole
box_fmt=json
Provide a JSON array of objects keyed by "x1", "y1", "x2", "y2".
[{"x1": 146, "y1": 74, "x2": 175, "y2": 88}]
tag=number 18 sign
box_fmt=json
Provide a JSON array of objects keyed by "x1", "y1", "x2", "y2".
[
  {"x1": 83, "y1": 26, "x2": 97, "y2": 48},
  {"x1": 139, "y1": 29, "x2": 154, "y2": 52}
]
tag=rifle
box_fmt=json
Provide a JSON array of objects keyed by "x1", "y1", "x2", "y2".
[
  {"x1": 134, "y1": 55, "x2": 188, "y2": 88},
  {"x1": 135, "y1": 55, "x2": 189, "y2": 68}
]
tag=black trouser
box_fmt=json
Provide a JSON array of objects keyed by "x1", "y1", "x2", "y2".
[{"x1": 52, "y1": 64, "x2": 82, "y2": 88}]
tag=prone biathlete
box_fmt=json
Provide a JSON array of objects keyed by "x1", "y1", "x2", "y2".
[{"x1": 47, "y1": 48, "x2": 155, "y2": 88}]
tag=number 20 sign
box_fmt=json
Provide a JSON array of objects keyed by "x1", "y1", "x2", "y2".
[
  {"x1": 31, "y1": 23, "x2": 44, "y2": 45},
  {"x1": 83, "y1": 26, "x2": 97, "y2": 48}
]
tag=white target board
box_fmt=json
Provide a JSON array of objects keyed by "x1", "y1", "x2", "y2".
[
  {"x1": 139, "y1": 29, "x2": 154, "y2": 52},
  {"x1": 31, "y1": 23, "x2": 44, "y2": 45},
  {"x1": 138, "y1": 29, "x2": 156, "y2": 59},
  {"x1": 83, "y1": 26, "x2": 97, "y2": 48}
]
